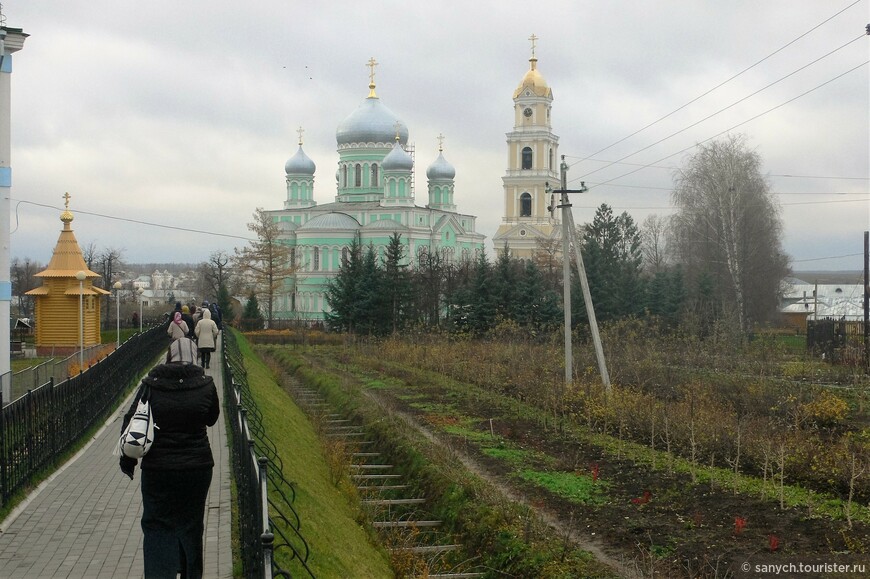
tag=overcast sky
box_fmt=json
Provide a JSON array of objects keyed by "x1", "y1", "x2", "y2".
[{"x1": 5, "y1": 1, "x2": 869, "y2": 272}]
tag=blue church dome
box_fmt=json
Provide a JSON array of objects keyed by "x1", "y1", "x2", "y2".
[
  {"x1": 336, "y1": 97, "x2": 409, "y2": 146},
  {"x1": 426, "y1": 151, "x2": 455, "y2": 180},
  {"x1": 381, "y1": 141, "x2": 413, "y2": 172},
  {"x1": 284, "y1": 145, "x2": 316, "y2": 175}
]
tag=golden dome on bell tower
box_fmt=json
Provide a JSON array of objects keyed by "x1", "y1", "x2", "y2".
[{"x1": 513, "y1": 33, "x2": 552, "y2": 98}]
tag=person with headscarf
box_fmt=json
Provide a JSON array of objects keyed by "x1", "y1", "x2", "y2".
[
  {"x1": 194, "y1": 308, "x2": 219, "y2": 369},
  {"x1": 119, "y1": 337, "x2": 219, "y2": 579},
  {"x1": 167, "y1": 311, "x2": 189, "y2": 340}
]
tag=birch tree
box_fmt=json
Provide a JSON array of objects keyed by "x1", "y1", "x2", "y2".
[{"x1": 671, "y1": 134, "x2": 788, "y2": 332}]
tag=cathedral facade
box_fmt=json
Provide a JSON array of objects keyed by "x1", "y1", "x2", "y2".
[
  {"x1": 264, "y1": 62, "x2": 486, "y2": 322},
  {"x1": 493, "y1": 37, "x2": 562, "y2": 259}
]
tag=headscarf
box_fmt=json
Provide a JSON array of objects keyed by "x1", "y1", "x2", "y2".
[
  {"x1": 168, "y1": 337, "x2": 199, "y2": 365},
  {"x1": 173, "y1": 312, "x2": 183, "y2": 325}
]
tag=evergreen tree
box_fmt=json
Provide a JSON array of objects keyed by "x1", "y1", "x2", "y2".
[
  {"x1": 324, "y1": 238, "x2": 363, "y2": 332},
  {"x1": 383, "y1": 233, "x2": 412, "y2": 333},
  {"x1": 578, "y1": 203, "x2": 644, "y2": 322},
  {"x1": 241, "y1": 292, "x2": 264, "y2": 331},
  {"x1": 492, "y1": 245, "x2": 521, "y2": 321},
  {"x1": 466, "y1": 251, "x2": 496, "y2": 334},
  {"x1": 355, "y1": 244, "x2": 387, "y2": 335},
  {"x1": 217, "y1": 283, "x2": 235, "y2": 325},
  {"x1": 516, "y1": 259, "x2": 562, "y2": 333}
]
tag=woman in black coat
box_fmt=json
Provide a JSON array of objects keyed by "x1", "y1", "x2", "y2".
[{"x1": 120, "y1": 337, "x2": 220, "y2": 579}]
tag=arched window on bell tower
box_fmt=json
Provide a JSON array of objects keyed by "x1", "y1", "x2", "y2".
[
  {"x1": 354, "y1": 164, "x2": 362, "y2": 187},
  {"x1": 520, "y1": 192, "x2": 532, "y2": 217},
  {"x1": 371, "y1": 163, "x2": 379, "y2": 187},
  {"x1": 522, "y1": 147, "x2": 533, "y2": 170}
]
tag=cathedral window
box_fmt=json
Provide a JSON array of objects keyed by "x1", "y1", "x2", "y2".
[
  {"x1": 549, "y1": 148, "x2": 554, "y2": 171},
  {"x1": 342, "y1": 165, "x2": 348, "y2": 188},
  {"x1": 290, "y1": 247, "x2": 296, "y2": 268},
  {"x1": 522, "y1": 147, "x2": 533, "y2": 170},
  {"x1": 354, "y1": 164, "x2": 362, "y2": 187},
  {"x1": 341, "y1": 246, "x2": 348, "y2": 265},
  {"x1": 313, "y1": 247, "x2": 320, "y2": 271},
  {"x1": 520, "y1": 192, "x2": 532, "y2": 217},
  {"x1": 371, "y1": 164, "x2": 379, "y2": 186}
]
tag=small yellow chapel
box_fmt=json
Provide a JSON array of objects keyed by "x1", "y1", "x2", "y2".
[{"x1": 25, "y1": 195, "x2": 110, "y2": 356}]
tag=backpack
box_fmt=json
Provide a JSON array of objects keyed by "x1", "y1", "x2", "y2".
[{"x1": 116, "y1": 385, "x2": 158, "y2": 459}]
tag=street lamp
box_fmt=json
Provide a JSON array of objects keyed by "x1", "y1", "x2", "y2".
[
  {"x1": 75, "y1": 270, "x2": 86, "y2": 370},
  {"x1": 113, "y1": 281, "x2": 122, "y2": 347},
  {"x1": 137, "y1": 287, "x2": 144, "y2": 332}
]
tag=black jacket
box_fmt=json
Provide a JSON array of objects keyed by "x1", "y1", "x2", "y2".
[{"x1": 121, "y1": 362, "x2": 219, "y2": 471}]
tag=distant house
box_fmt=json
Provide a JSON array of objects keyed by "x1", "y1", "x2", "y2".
[{"x1": 779, "y1": 276, "x2": 866, "y2": 332}]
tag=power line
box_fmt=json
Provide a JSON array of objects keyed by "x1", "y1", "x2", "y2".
[
  {"x1": 561, "y1": 155, "x2": 870, "y2": 181},
  {"x1": 568, "y1": 0, "x2": 865, "y2": 167},
  {"x1": 570, "y1": 60, "x2": 870, "y2": 189},
  {"x1": 11, "y1": 199, "x2": 255, "y2": 242},
  {"x1": 576, "y1": 33, "x2": 867, "y2": 181},
  {"x1": 792, "y1": 252, "x2": 864, "y2": 263}
]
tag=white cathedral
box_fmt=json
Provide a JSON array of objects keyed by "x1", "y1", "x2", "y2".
[{"x1": 265, "y1": 38, "x2": 561, "y2": 321}]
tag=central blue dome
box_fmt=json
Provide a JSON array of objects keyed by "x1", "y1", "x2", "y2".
[{"x1": 336, "y1": 97, "x2": 409, "y2": 146}]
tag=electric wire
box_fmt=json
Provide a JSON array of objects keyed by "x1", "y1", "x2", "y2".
[
  {"x1": 575, "y1": 33, "x2": 867, "y2": 181},
  {"x1": 568, "y1": 0, "x2": 865, "y2": 168},
  {"x1": 568, "y1": 60, "x2": 870, "y2": 189},
  {"x1": 10, "y1": 199, "x2": 255, "y2": 242}
]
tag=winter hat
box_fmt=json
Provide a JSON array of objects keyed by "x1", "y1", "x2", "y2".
[
  {"x1": 181, "y1": 305, "x2": 190, "y2": 314},
  {"x1": 168, "y1": 337, "x2": 199, "y2": 365}
]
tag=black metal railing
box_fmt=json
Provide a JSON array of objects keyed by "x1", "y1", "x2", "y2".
[
  {"x1": 0, "y1": 324, "x2": 168, "y2": 508},
  {"x1": 222, "y1": 329, "x2": 315, "y2": 579}
]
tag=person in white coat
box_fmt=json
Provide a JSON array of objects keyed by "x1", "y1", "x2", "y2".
[{"x1": 194, "y1": 308, "x2": 219, "y2": 369}]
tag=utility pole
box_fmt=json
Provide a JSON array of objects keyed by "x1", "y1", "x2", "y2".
[
  {"x1": 547, "y1": 156, "x2": 611, "y2": 392},
  {"x1": 864, "y1": 230, "x2": 868, "y2": 372},
  {"x1": 0, "y1": 18, "x2": 27, "y2": 403}
]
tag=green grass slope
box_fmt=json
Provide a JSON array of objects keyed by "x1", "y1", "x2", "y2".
[{"x1": 237, "y1": 334, "x2": 393, "y2": 578}]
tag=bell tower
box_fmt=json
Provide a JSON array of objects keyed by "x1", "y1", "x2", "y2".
[{"x1": 493, "y1": 35, "x2": 561, "y2": 259}]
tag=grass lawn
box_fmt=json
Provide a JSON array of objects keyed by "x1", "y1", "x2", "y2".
[{"x1": 236, "y1": 333, "x2": 393, "y2": 578}]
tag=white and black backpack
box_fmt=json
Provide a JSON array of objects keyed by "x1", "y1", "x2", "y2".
[{"x1": 116, "y1": 384, "x2": 158, "y2": 459}]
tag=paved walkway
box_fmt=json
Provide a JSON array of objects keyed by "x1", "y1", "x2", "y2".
[{"x1": 0, "y1": 341, "x2": 233, "y2": 578}]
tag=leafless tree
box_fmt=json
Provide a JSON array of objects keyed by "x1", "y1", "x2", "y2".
[
  {"x1": 97, "y1": 247, "x2": 125, "y2": 323},
  {"x1": 197, "y1": 251, "x2": 232, "y2": 303},
  {"x1": 233, "y1": 208, "x2": 294, "y2": 327},
  {"x1": 82, "y1": 241, "x2": 99, "y2": 271},
  {"x1": 640, "y1": 214, "x2": 670, "y2": 274},
  {"x1": 10, "y1": 257, "x2": 42, "y2": 318},
  {"x1": 670, "y1": 134, "x2": 789, "y2": 332}
]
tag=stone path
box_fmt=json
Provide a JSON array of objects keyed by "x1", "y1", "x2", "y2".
[{"x1": 0, "y1": 341, "x2": 232, "y2": 578}]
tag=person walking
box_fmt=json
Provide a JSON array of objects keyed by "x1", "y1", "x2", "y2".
[
  {"x1": 194, "y1": 308, "x2": 219, "y2": 369},
  {"x1": 167, "y1": 311, "x2": 188, "y2": 341},
  {"x1": 119, "y1": 337, "x2": 219, "y2": 579}
]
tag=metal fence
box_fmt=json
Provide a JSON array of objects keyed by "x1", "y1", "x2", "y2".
[
  {"x1": 221, "y1": 329, "x2": 315, "y2": 579},
  {"x1": 807, "y1": 318, "x2": 867, "y2": 363},
  {"x1": 6, "y1": 344, "x2": 112, "y2": 404},
  {"x1": 0, "y1": 324, "x2": 168, "y2": 508}
]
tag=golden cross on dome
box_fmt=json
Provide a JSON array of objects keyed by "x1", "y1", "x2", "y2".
[
  {"x1": 367, "y1": 57, "x2": 378, "y2": 97},
  {"x1": 529, "y1": 33, "x2": 538, "y2": 58},
  {"x1": 63, "y1": 192, "x2": 71, "y2": 209},
  {"x1": 297, "y1": 126, "x2": 305, "y2": 146},
  {"x1": 393, "y1": 121, "x2": 402, "y2": 142},
  {"x1": 437, "y1": 133, "x2": 445, "y2": 152}
]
